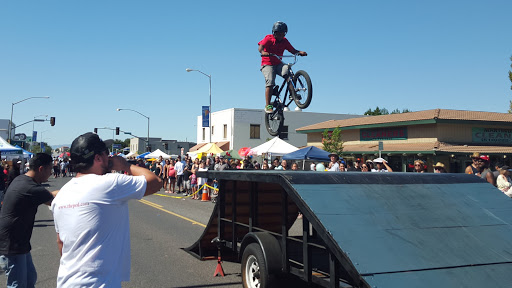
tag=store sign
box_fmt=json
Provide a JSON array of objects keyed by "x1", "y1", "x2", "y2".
[
  {"x1": 472, "y1": 128, "x2": 512, "y2": 144},
  {"x1": 360, "y1": 127, "x2": 407, "y2": 141}
]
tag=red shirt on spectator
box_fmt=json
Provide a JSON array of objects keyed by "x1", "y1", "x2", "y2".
[{"x1": 258, "y1": 34, "x2": 296, "y2": 66}]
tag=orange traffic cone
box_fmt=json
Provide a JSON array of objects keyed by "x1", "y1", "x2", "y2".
[{"x1": 201, "y1": 186, "x2": 210, "y2": 202}]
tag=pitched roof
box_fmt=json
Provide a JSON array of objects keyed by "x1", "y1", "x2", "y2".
[{"x1": 297, "y1": 109, "x2": 512, "y2": 132}]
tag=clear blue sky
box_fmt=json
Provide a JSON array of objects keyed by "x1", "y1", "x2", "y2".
[{"x1": 2, "y1": 1, "x2": 511, "y2": 147}]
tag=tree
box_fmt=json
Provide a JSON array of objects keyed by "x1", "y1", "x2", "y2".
[
  {"x1": 322, "y1": 126, "x2": 344, "y2": 156},
  {"x1": 509, "y1": 56, "x2": 512, "y2": 113},
  {"x1": 31, "y1": 143, "x2": 52, "y2": 155},
  {"x1": 364, "y1": 107, "x2": 389, "y2": 116},
  {"x1": 365, "y1": 107, "x2": 411, "y2": 115}
]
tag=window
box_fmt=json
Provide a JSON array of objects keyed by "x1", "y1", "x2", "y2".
[
  {"x1": 202, "y1": 128, "x2": 206, "y2": 141},
  {"x1": 250, "y1": 124, "x2": 260, "y2": 139},
  {"x1": 223, "y1": 124, "x2": 227, "y2": 139},
  {"x1": 279, "y1": 126, "x2": 289, "y2": 140}
]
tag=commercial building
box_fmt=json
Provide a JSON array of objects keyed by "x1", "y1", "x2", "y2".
[
  {"x1": 129, "y1": 137, "x2": 196, "y2": 156},
  {"x1": 193, "y1": 108, "x2": 364, "y2": 153},
  {"x1": 297, "y1": 109, "x2": 512, "y2": 172}
]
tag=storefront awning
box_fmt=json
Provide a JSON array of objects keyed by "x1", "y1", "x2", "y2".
[{"x1": 341, "y1": 141, "x2": 512, "y2": 155}]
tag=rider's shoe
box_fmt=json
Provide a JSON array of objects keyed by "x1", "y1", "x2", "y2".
[{"x1": 265, "y1": 105, "x2": 274, "y2": 114}]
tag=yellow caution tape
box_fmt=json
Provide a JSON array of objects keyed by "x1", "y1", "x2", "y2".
[{"x1": 156, "y1": 183, "x2": 219, "y2": 199}]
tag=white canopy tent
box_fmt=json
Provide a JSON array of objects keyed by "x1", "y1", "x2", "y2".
[
  {"x1": 144, "y1": 149, "x2": 171, "y2": 160},
  {"x1": 0, "y1": 136, "x2": 23, "y2": 160},
  {"x1": 251, "y1": 136, "x2": 299, "y2": 156}
]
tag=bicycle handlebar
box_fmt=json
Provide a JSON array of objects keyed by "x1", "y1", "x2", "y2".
[{"x1": 260, "y1": 53, "x2": 298, "y2": 65}]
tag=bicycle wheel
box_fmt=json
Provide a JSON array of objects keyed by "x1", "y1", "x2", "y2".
[
  {"x1": 265, "y1": 111, "x2": 284, "y2": 137},
  {"x1": 292, "y1": 70, "x2": 313, "y2": 109}
]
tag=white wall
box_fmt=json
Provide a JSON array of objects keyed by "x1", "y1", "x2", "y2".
[{"x1": 197, "y1": 108, "x2": 364, "y2": 152}]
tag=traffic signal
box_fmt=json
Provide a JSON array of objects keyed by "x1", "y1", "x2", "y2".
[
  {"x1": 116, "y1": 127, "x2": 120, "y2": 135},
  {"x1": 50, "y1": 117, "x2": 55, "y2": 126},
  {"x1": 94, "y1": 128, "x2": 98, "y2": 134}
]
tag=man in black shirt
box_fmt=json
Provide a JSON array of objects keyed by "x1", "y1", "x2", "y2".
[{"x1": 0, "y1": 153, "x2": 58, "y2": 288}]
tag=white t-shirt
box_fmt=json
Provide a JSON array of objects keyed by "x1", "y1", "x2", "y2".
[
  {"x1": 51, "y1": 173, "x2": 147, "y2": 288},
  {"x1": 197, "y1": 167, "x2": 208, "y2": 186},
  {"x1": 174, "y1": 161, "x2": 184, "y2": 176},
  {"x1": 328, "y1": 162, "x2": 339, "y2": 172}
]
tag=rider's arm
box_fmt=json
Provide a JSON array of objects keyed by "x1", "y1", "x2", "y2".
[
  {"x1": 258, "y1": 44, "x2": 270, "y2": 56},
  {"x1": 291, "y1": 49, "x2": 307, "y2": 56}
]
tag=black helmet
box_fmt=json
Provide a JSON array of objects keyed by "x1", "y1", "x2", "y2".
[{"x1": 272, "y1": 21, "x2": 287, "y2": 34}]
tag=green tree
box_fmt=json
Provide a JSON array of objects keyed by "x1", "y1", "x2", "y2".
[
  {"x1": 366, "y1": 107, "x2": 411, "y2": 115},
  {"x1": 322, "y1": 127, "x2": 344, "y2": 156},
  {"x1": 31, "y1": 143, "x2": 52, "y2": 154},
  {"x1": 509, "y1": 56, "x2": 512, "y2": 113},
  {"x1": 364, "y1": 106, "x2": 389, "y2": 116}
]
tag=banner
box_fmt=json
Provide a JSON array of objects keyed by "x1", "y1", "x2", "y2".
[
  {"x1": 32, "y1": 131, "x2": 37, "y2": 142},
  {"x1": 202, "y1": 106, "x2": 210, "y2": 128},
  {"x1": 472, "y1": 128, "x2": 512, "y2": 144}
]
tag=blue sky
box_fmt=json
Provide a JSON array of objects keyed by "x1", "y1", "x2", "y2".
[{"x1": 1, "y1": 1, "x2": 511, "y2": 147}]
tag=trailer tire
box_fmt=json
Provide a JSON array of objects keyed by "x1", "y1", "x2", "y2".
[{"x1": 242, "y1": 243, "x2": 275, "y2": 288}]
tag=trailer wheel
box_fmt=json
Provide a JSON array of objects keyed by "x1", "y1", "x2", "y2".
[{"x1": 242, "y1": 243, "x2": 273, "y2": 288}]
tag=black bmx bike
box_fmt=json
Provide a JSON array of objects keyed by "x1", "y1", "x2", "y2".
[{"x1": 264, "y1": 54, "x2": 312, "y2": 136}]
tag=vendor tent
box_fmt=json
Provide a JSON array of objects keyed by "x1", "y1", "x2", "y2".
[
  {"x1": 251, "y1": 136, "x2": 299, "y2": 156},
  {"x1": 126, "y1": 151, "x2": 138, "y2": 158},
  {"x1": 193, "y1": 143, "x2": 224, "y2": 155},
  {"x1": 144, "y1": 149, "x2": 171, "y2": 159},
  {"x1": 282, "y1": 146, "x2": 330, "y2": 170},
  {"x1": 282, "y1": 146, "x2": 330, "y2": 161},
  {"x1": 136, "y1": 152, "x2": 150, "y2": 159},
  {"x1": 14, "y1": 145, "x2": 33, "y2": 158},
  {"x1": 220, "y1": 149, "x2": 242, "y2": 160},
  {"x1": 0, "y1": 136, "x2": 23, "y2": 157}
]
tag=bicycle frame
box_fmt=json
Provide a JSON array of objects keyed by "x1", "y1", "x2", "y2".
[{"x1": 269, "y1": 54, "x2": 299, "y2": 112}]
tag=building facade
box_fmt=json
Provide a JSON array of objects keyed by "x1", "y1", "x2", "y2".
[
  {"x1": 129, "y1": 137, "x2": 196, "y2": 156},
  {"x1": 297, "y1": 109, "x2": 512, "y2": 172},
  {"x1": 194, "y1": 108, "x2": 364, "y2": 153}
]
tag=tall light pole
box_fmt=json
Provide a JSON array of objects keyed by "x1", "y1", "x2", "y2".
[
  {"x1": 32, "y1": 114, "x2": 48, "y2": 151},
  {"x1": 186, "y1": 68, "x2": 212, "y2": 143},
  {"x1": 9, "y1": 96, "x2": 50, "y2": 142},
  {"x1": 116, "y1": 108, "x2": 150, "y2": 152}
]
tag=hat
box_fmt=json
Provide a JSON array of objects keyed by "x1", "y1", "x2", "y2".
[
  {"x1": 70, "y1": 132, "x2": 108, "y2": 163},
  {"x1": 373, "y1": 157, "x2": 386, "y2": 163},
  {"x1": 328, "y1": 153, "x2": 339, "y2": 160},
  {"x1": 471, "y1": 152, "x2": 481, "y2": 159},
  {"x1": 479, "y1": 155, "x2": 490, "y2": 162},
  {"x1": 433, "y1": 162, "x2": 445, "y2": 169},
  {"x1": 500, "y1": 165, "x2": 509, "y2": 171}
]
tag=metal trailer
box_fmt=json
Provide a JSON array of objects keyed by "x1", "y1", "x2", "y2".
[{"x1": 186, "y1": 171, "x2": 512, "y2": 288}]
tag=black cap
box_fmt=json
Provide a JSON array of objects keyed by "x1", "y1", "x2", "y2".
[{"x1": 70, "y1": 132, "x2": 108, "y2": 163}]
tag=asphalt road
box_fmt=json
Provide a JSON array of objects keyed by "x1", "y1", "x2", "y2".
[{"x1": 0, "y1": 176, "x2": 243, "y2": 288}]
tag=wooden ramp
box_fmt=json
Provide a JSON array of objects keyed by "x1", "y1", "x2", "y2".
[{"x1": 186, "y1": 171, "x2": 512, "y2": 287}]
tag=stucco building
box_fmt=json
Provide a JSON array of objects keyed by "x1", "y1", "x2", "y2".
[{"x1": 297, "y1": 109, "x2": 512, "y2": 172}]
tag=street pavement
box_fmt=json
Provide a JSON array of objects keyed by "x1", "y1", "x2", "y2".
[
  {"x1": 0, "y1": 175, "x2": 316, "y2": 288},
  {"x1": 0, "y1": 176, "x2": 244, "y2": 288}
]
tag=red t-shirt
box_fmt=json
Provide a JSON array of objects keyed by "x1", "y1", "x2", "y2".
[{"x1": 258, "y1": 34, "x2": 295, "y2": 66}]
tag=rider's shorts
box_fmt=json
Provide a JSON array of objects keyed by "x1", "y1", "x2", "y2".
[{"x1": 261, "y1": 64, "x2": 289, "y2": 87}]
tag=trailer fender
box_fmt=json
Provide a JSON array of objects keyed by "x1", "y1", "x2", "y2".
[{"x1": 240, "y1": 232, "x2": 282, "y2": 274}]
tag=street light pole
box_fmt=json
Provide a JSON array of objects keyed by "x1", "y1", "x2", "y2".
[
  {"x1": 32, "y1": 114, "x2": 47, "y2": 151},
  {"x1": 116, "y1": 108, "x2": 150, "y2": 152},
  {"x1": 186, "y1": 68, "x2": 212, "y2": 143},
  {"x1": 9, "y1": 96, "x2": 50, "y2": 142}
]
